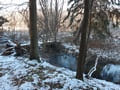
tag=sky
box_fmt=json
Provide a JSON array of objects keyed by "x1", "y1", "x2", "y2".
[
  {"x1": 0, "y1": 0, "x2": 68, "y2": 30},
  {"x1": 0, "y1": 0, "x2": 28, "y2": 4},
  {"x1": 0, "y1": 0, "x2": 28, "y2": 15},
  {"x1": 1, "y1": 0, "x2": 119, "y2": 16},
  {"x1": 0, "y1": 0, "x2": 68, "y2": 4},
  {"x1": 0, "y1": 0, "x2": 68, "y2": 15}
]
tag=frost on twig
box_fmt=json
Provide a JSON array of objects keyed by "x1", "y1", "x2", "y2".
[{"x1": 87, "y1": 55, "x2": 100, "y2": 78}]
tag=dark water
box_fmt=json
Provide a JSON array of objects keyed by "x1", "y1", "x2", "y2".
[
  {"x1": 48, "y1": 54, "x2": 77, "y2": 71},
  {"x1": 47, "y1": 53, "x2": 120, "y2": 84}
]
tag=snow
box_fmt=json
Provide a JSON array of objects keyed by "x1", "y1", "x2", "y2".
[
  {"x1": 7, "y1": 40, "x2": 16, "y2": 46},
  {"x1": 19, "y1": 82, "x2": 35, "y2": 90},
  {"x1": 63, "y1": 37, "x2": 120, "y2": 62},
  {"x1": 0, "y1": 74, "x2": 17, "y2": 90},
  {"x1": 89, "y1": 48, "x2": 120, "y2": 61},
  {"x1": 63, "y1": 43, "x2": 79, "y2": 53},
  {"x1": 0, "y1": 55, "x2": 120, "y2": 90}
]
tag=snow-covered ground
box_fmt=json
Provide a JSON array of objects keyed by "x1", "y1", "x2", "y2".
[
  {"x1": 0, "y1": 56, "x2": 120, "y2": 90},
  {"x1": 63, "y1": 37, "x2": 120, "y2": 62}
]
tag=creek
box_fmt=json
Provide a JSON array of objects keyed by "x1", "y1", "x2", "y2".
[{"x1": 46, "y1": 53, "x2": 120, "y2": 84}]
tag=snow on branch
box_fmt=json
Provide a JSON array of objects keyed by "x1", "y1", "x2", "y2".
[{"x1": 87, "y1": 55, "x2": 100, "y2": 77}]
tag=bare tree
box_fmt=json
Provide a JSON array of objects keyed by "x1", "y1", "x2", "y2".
[
  {"x1": 38, "y1": 0, "x2": 64, "y2": 42},
  {"x1": 29, "y1": 0, "x2": 40, "y2": 60},
  {"x1": 18, "y1": 7, "x2": 29, "y2": 28},
  {"x1": 87, "y1": 55, "x2": 99, "y2": 77},
  {"x1": 76, "y1": 0, "x2": 90, "y2": 80},
  {"x1": 64, "y1": 0, "x2": 120, "y2": 80}
]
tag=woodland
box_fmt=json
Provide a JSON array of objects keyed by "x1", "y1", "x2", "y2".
[{"x1": 0, "y1": 0, "x2": 120, "y2": 89}]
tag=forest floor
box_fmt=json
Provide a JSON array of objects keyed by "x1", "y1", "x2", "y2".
[
  {"x1": 0, "y1": 29, "x2": 120, "y2": 90},
  {"x1": 0, "y1": 55, "x2": 120, "y2": 90}
]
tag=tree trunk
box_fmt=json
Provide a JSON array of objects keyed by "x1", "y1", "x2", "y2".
[
  {"x1": 76, "y1": 0, "x2": 90, "y2": 80},
  {"x1": 29, "y1": 0, "x2": 40, "y2": 60}
]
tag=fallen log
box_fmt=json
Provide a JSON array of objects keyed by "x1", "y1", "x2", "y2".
[
  {"x1": 1, "y1": 43, "x2": 29, "y2": 56},
  {"x1": 1, "y1": 47, "x2": 14, "y2": 56}
]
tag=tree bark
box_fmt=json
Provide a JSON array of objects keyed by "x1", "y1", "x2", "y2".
[
  {"x1": 29, "y1": 0, "x2": 40, "y2": 60},
  {"x1": 76, "y1": 0, "x2": 90, "y2": 80}
]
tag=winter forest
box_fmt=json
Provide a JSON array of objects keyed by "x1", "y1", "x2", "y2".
[{"x1": 0, "y1": 0, "x2": 120, "y2": 90}]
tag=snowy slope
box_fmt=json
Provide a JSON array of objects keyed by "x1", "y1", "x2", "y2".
[{"x1": 0, "y1": 56, "x2": 120, "y2": 90}]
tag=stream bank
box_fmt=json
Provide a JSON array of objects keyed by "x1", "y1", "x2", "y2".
[{"x1": 40, "y1": 42, "x2": 120, "y2": 84}]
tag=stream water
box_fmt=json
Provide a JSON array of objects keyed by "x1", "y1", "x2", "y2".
[
  {"x1": 101, "y1": 64, "x2": 120, "y2": 84},
  {"x1": 47, "y1": 53, "x2": 77, "y2": 71},
  {"x1": 47, "y1": 53, "x2": 120, "y2": 84}
]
